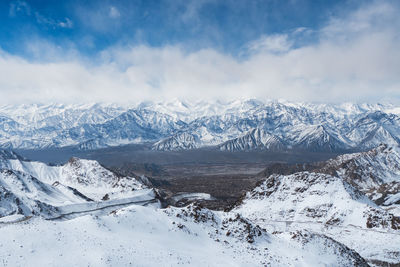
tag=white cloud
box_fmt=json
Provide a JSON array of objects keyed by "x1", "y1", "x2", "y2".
[
  {"x1": 58, "y1": 18, "x2": 73, "y2": 28},
  {"x1": 247, "y1": 34, "x2": 292, "y2": 53},
  {"x1": 9, "y1": 1, "x2": 30, "y2": 17},
  {"x1": 0, "y1": 1, "x2": 399, "y2": 104},
  {"x1": 109, "y1": 6, "x2": 120, "y2": 18},
  {"x1": 74, "y1": 5, "x2": 121, "y2": 33},
  {"x1": 9, "y1": 1, "x2": 73, "y2": 29},
  {"x1": 35, "y1": 12, "x2": 74, "y2": 29},
  {"x1": 22, "y1": 38, "x2": 78, "y2": 61}
]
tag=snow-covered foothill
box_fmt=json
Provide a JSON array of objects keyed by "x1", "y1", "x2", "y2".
[
  {"x1": 233, "y1": 160, "x2": 400, "y2": 264},
  {"x1": 0, "y1": 150, "x2": 150, "y2": 219}
]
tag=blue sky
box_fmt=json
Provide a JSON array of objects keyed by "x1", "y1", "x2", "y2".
[
  {"x1": 0, "y1": 0, "x2": 362, "y2": 58},
  {"x1": 0, "y1": 0, "x2": 399, "y2": 103}
]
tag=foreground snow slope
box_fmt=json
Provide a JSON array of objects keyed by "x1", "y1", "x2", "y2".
[{"x1": 0, "y1": 204, "x2": 368, "y2": 267}]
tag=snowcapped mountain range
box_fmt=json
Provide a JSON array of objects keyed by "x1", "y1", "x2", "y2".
[{"x1": 0, "y1": 100, "x2": 400, "y2": 151}]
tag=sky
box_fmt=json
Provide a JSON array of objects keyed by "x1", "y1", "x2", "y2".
[{"x1": 0, "y1": 0, "x2": 399, "y2": 104}]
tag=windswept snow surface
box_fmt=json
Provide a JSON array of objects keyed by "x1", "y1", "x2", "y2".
[
  {"x1": 0, "y1": 204, "x2": 369, "y2": 267},
  {"x1": 234, "y1": 158, "x2": 400, "y2": 265}
]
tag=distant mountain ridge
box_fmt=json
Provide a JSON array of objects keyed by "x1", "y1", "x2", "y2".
[{"x1": 0, "y1": 100, "x2": 399, "y2": 152}]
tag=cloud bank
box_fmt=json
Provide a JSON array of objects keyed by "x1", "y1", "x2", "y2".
[{"x1": 0, "y1": 1, "x2": 399, "y2": 104}]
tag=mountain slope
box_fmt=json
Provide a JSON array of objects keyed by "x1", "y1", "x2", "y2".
[
  {"x1": 218, "y1": 128, "x2": 286, "y2": 151},
  {"x1": 0, "y1": 150, "x2": 150, "y2": 218},
  {"x1": 235, "y1": 172, "x2": 399, "y2": 229},
  {"x1": 0, "y1": 169, "x2": 84, "y2": 218},
  {"x1": 320, "y1": 144, "x2": 400, "y2": 188},
  {"x1": 234, "y1": 160, "x2": 400, "y2": 264},
  {"x1": 291, "y1": 125, "x2": 350, "y2": 151},
  {"x1": 152, "y1": 132, "x2": 199, "y2": 151}
]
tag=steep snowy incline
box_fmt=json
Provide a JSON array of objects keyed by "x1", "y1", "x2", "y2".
[
  {"x1": 0, "y1": 155, "x2": 146, "y2": 201},
  {"x1": 309, "y1": 144, "x2": 400, "y2": 214},
  {"x1": 0, "y1": 169, "x2": 85, "y2": 218},
  {"x1": 233, "y1": 170, "x2": 400, "y2": 265},
  {"x1": 60, "y1": 157, "x2": 146, "y2": 200},
  {"x1": 253, "y1": 144, "x2": 400, "y2": 215},
  {"x1": 320, "y1": 144, "x2": 400, "y2": 188},
  {"x1": 235, "y1": 172, "x2": 399, "y2": 230},
  {"x1": 0, "y1": 150, "x2": 153, "y2": 219}
]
